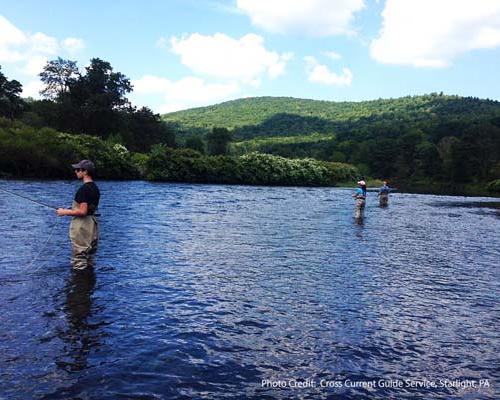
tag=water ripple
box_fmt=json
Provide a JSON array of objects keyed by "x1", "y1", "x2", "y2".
[{"x1": 0, "y1": 181, "x2": 498, "y2": 399}]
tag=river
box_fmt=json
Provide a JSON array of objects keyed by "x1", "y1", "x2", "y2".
[{"x1": 0, "y1": 180, "x2": 498, "y2": 399}]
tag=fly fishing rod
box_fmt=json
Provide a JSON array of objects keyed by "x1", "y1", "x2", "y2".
[
  {"x1": 0, "y1": 187, "x2": 57, "y2": 209},
  {"x1": 0, "y1": 186, "x2": 101, "y2": 215}
]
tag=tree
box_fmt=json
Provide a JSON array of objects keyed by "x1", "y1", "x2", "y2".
[
  {"x1": 39, "y1": 57, "x2": 79, "y2": 100},
  {"x1": 75, "y1": 58, "x2": 132, "y2": 137},
  {"x1": 394, "y1": 129, "x2": 424, "y2": 177},
  {"x1": 185, "y1": 136, "x2": 205, "y2": 154},
  {"x1": 36, "y1": 58, "x2": 174, "y2": 148},
  {"x1": 437, "y1": 136, "x2": 461, "y2": 181},
  {"x1": 45, "y1": 58, "x2": 133, "y2": 137},
  {"x1": 80, "y1": 58, "x2": 132, "y2": 110},
  {"x1": 414, "y1": 141, "x2": 441, "y2": 177},
  {"x1": 0, "y1": 66, "x2": 24, "y2": 119},
  {"x1": 120, "y1": 106, "x2": 176, "y2": 152},
  {"x1": 366, "y1": 138, "x2": 399, "y2": 178},
  {"x1": 207, "y1": 127, "x2": 232, "y2": 155}
]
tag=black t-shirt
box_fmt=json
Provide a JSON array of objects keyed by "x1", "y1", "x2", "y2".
[{"x1": 74, "y1": 182, "x2": 100, "y2": 215}]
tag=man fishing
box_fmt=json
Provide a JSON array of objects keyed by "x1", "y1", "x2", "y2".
[
  {"x1": 377, "y1": 180, "x2": 391, "y2": 207},
  {"x1": 56, "y1": 160, "x2": 100, "y2": 270},
  {"x1": 352, "y1": 180, "x2": 367, "y2": 220}
]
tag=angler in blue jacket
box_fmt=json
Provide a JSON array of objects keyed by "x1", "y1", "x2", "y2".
[
  {"x1": 377, "y1": 181, "x2": 391, "y2": 207},
  {"x1": 352, "y1": 180, "x2": 367, "y2": 219}
]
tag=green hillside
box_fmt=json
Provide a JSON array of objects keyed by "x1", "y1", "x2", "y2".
[
  {"x1": 164, "y1": 94, "x2": 500, "y2": 192},
  {"x1": 163, "y1": 94, "x2": 500, "y2": 141}
]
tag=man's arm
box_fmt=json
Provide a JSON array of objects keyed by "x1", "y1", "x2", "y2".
[{"x1": 56, "y1": 202, "x2": 88, "y2": 217}]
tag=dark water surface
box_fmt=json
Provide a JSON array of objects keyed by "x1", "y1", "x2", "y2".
[{"x1": 1, "y1": 180, "x2": 498, "y2": 399}]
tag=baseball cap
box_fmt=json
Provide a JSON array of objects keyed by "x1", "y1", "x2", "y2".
[{"x1": 71, "y1": 160, "x2": 95, "y2": 172}]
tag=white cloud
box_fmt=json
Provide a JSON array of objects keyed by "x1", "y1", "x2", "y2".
[
  {"x1": 304, "y1": 56, "x2": 353, "y2": 86},
  {"x1": 62, "y1": 37, "x2": 85, "y2": 54},
  {"x1": 237, "y1": 0, "x2": 365, "y2": 36},
  {"x1": 30, "y1": 32, "x2": 58, "y2": 55},
  {"x1": 370, "y1": 0, "x2": 500, "y2": 68},
  {"x1": 0, "y1": 15, "x2": 85, "y2": 77},
  {"x1": 21, "y1": 79, "x2": 44, "y2": 99},
  {"x1": 0, "y1": 15, "x2": 28, "y2": 62},
  {"x1": 170, "y1": 33, "x2": 292, "y2": 84},
  {"x1": 23, "y1": 55, "x2": 48, "y2": 76},
  {"x1": 133, "y1": 74, "x2": 240, "y2": 113},
  {"x1": 133, "y1": 75, "x2": 172, "y2": 94}
]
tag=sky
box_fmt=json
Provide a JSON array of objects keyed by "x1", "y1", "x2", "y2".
[{"x1": 1, "y1": 0, "x2": 500, "y2": 113}]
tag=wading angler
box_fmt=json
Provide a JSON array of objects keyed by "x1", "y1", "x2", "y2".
[
  {"x1": 57, "y1": 160, "x2": 100, "y2": 270},
  {"x1": 352, "y1": 180, "x2": 367, "y2": 219}
]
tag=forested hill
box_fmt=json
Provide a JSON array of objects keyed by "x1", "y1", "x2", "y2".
[
  {"x1": 162, "y1": 94, "x2": 500, "y2": 141},
  {"x1": 163, "y1": 94, "x2": 500, "y2": 191}
]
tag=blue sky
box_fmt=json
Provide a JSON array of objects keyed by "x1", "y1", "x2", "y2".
[{"x1": 1, "y1": 0, "x2": 500, "y2": 113}]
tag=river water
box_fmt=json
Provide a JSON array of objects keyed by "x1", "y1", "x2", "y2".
[{"x1": 0, "y1": 180, "x2": 498, "y2": 399}]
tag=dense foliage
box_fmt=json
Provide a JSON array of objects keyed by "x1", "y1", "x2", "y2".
[
  {"x1": 164, "y1": 95, "x2": 500, "y2": 187},
  {"x1": 0, "y1": 118, "x2": 357, "y2": 186},
  {"x1": 206, "y1": 127, "x2": 233, "y2": 155},
  {"x1": 0, "y1": 118, "x2": 140, "y2": 179},
  {"x1": 230, "y1": 134, "x2": 337, "y2": 160},
  {"x1": 164, "y1": 95, "x2": 500, "y2": 137},
  {"x1": 19, "y1": 58, "x2": 175, "y2": 152},
  {"x1": 1, "y1": 61, "x2": 499, "y2": 193},
  {"x1": 0, "y1": 66, "x2": 24, "y2": 119},
  {"x1": 146, "y1": 146, "x2": 357, "y2": 186}
]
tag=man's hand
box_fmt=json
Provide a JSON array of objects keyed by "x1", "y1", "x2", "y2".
[{"x1": 56, "y1": 208, "x2": 67, "y2": 216}]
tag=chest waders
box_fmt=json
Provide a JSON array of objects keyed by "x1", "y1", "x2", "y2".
[
  {"x1": 354, "y1": 196, "x2": 366, "y2": 219},
  {"x1": 379, "y1": 192, "x2": 389, "y2": 206},
  {"x1": 69, "y1": 201, "x2": 99, "y2": 269}
]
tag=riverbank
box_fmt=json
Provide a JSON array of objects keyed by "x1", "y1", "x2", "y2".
[
  {"x1": 337, "y1": 178, "x2": 500, "y2": 198},
  {"x1": 0, "y1": 119, "x2": 357, "y2": 186},
  {"x1": 391, "y1": 179, "x2": 500, "y2": 198},
  {"x1": 1, "y1": 119, "x2": 498, "y2": 196},
  {"x1": 2, "y1": 175, "x2": 499, "y2": 198}
]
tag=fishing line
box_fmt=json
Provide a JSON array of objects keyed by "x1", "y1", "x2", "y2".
[
  {"x1": 26, "y1": 217, "x2": 62, "y2": 273},
  {"x1": 0, "y1": 186, "x2": 63, "y2": 273}
]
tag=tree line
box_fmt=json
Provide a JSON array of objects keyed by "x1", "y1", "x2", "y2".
[
  {"x1": 166, "y1": 96, "x2": 500, "y2": 190},
  {"x1": 1, "y1": 59, "x2": 236, "y2": 156},
  {"x1": 1, "y1": 60, "x2": 499, "y2": 193},
  {"x1": 2, "y1": 59, "x2": 175, "y2": 152},
  {"x1": 0, "y1": 117, "x2": 357, "y2": 186},
  {"x1": 1, "y1": 60, "x2": 357, "y2": 186}
]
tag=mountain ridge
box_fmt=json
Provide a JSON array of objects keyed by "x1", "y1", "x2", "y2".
[{"x1": 162, "y1": 93, "x2": 500, "y2": 141}]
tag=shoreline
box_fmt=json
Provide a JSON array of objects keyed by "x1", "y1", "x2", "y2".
[{"x1": 2, "y1": 176, "x2": 499, "y2": 198}]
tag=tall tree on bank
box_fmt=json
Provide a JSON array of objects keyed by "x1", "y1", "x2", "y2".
[
  {"x1": 39, "y1": 57, "x2": 79, "y2": 100},
  {"x1": 36, "y1": 57, "x2": 174, "y2": 151},
  {"x1": 68, "y1": 58, "x2": 133, "y2": 137},
  {"x1": 0, "y1": 66, "x2": 24, "y2": 119},
  {"x1": 38, "y1": 58, "x2": 132, "y2": 137}
]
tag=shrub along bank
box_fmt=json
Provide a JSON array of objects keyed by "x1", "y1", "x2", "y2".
[
  {"x1": 146, "y1": 145, "x2": 357, "y2": 186},
  {"x1": 0, "y1": 119, "x2": 358, "y2": 186},
  {"x1": 0, "y1": 118, "x2": 139, "y2": 179}
]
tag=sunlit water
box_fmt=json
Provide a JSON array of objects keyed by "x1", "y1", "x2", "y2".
[{"x1": 0, "y1": 180, "x2": 498, "y2": 399}]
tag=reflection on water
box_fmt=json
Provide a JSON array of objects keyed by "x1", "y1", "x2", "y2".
[
  {"x1": 0, "y1": 180, "x2": 498, "y2": 399},
  {"x1": 56, "y1": 269, "x2": 97, "y2": 373}
]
